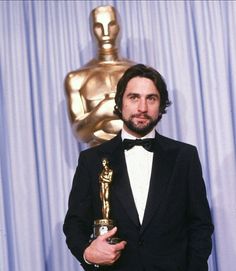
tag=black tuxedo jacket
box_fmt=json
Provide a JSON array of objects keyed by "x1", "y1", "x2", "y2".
[{"x1": 63, "y1": 132, "x2": 213, "y2": 271}]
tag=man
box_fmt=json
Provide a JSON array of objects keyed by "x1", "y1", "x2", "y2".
[
  {"x1": 63, "y1": 64, "x2": 214, "y2": 271},
  {"x1": 64, "y1": 5, "x2": 134, "y2": 146}
]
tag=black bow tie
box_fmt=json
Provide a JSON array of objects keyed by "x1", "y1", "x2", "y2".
[{"x1": 123, "y1": 138, "x2": 155, "y2": 152}]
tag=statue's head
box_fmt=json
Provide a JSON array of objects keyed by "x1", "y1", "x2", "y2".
[
  {"x1": 102, "y1": 158, "x2": 109, "y2": 169},
  {"x1": 91, "y1": 5, "x2": 120, "y2": 50}
]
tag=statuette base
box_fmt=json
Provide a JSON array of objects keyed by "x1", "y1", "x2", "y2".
[{"x1": 93, "y1": 219, "x2": 121, "y2": 244}]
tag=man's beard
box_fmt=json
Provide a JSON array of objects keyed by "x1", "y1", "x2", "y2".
[{"x1": 122, "y1": 113, "x2": 158, "y2": 137}]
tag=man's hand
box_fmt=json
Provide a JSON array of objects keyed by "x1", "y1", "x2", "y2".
[{"x1": 84, "y1": 227, "x2": 127, "y2": 266}]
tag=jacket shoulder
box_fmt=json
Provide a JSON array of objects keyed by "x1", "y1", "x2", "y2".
[
  {"x1": 79, "y1": 133, "x2": 122, "y2": 158},
  {"x1": 157, "y1": 133, "x2": 197, "y2": 152}
]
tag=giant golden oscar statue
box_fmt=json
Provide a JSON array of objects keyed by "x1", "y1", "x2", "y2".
[{"x1": 64, "y1": 5, "x2": 134, "y2": 146}]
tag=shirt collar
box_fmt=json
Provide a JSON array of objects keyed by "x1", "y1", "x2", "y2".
[{"x1": 121, "y1": 127, "x2": 156, "y2": 141}]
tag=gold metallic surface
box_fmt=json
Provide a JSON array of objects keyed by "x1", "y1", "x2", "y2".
[
  {"x1": 93, "y1": 159, "x2": 120, "y2": 243},
  {"x1": 94, "y1": 219, "x2": 114, "y2": 226},
  {"x1": 64, "y1": 5, "x2": 134, "y2": 146},
  {"x1": 99, "y1": 158, "x2": 113, "y2": 220}
]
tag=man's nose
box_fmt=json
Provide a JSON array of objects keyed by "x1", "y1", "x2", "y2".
[{"x1": 138, "y1": 99, "x2": 148, "y2": 112}]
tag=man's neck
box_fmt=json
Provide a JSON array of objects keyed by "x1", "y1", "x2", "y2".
[{"x1": 121, "y1": 128, "x2": 156, "y2": 140}]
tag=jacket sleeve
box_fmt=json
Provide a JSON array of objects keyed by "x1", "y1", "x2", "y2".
[
  {"x1": 63, "y1": 152, "x2": 96, "y2": 271},
  {"x1": 186, "y1": 147, "x2": 214, "y2": 271}
]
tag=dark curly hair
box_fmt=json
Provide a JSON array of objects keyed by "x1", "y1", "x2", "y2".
[{"x1": 114, "y1": 64, "x2": 171, "y2": 122}]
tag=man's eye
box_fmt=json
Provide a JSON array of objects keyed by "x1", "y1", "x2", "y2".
[
  {"x1": 129, "y1": 95, "x2": 138, "y2": 100},
  {"x1": 148, "y1": 96, "x2": 157, "y2": 101}
]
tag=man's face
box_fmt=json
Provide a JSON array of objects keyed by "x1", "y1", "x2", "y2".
[
  {"x1": 121, "y1": 76, "x2": 161, "y2": 138},
  {"x1": 93, "y1": 7, "x2": 119, "y2": 47}
]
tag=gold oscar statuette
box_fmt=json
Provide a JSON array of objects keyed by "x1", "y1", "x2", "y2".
[{"x1": 92, "y1": 158, "x2": 120, "y2": 244}]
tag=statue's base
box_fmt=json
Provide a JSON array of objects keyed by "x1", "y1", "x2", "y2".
[{"x1": 93, "y1": 219, "x2": 121, "y2": 244}]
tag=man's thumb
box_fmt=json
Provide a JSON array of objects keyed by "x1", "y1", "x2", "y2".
[{"x1": 100, "y1": 226, "x2": 117, "y2": 240}]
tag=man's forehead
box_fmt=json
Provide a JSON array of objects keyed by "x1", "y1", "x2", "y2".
[
  {"x1": 124, "y1": 78, "x2": 159, "y2": 93},
  {"x1": 124, "y1": 88, "x2": 160, "y2": 95}
]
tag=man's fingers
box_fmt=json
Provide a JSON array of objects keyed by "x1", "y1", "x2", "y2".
[
  {"x1": 114, "y1": 240, "x2": 127, "y2": 251},
  {"x1": 85, "y1": 231, "x2": 127, "y2": 266}
]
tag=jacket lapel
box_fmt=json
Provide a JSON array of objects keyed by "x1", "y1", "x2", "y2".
[
  {"x1": 98, "y1": 134, "x2": 140, "y2": 227},
  {"x1": 141, "y1": 133, "x2": 175, "y2": 233}
]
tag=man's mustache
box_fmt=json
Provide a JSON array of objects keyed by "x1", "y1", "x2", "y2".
[{"x1": 131, "y1": 114, "x2": 152, "y2": 120}]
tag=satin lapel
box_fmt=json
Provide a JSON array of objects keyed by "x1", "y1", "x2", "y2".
[
  {"x1": 98, "y1": 136, "x2": 140, "y2": 227},
  {"x1": 140, "y1": 136, "x2": 174, "y2": 234}
]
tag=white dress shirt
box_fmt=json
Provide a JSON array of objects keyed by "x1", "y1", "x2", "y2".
[{"x1": 121, "y1": 128, "x2": 155, "y2": 223}]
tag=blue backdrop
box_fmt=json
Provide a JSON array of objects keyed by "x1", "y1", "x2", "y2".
[{"x1": 1, "y1": 1, "x2": 236, "y2": 271}]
